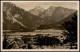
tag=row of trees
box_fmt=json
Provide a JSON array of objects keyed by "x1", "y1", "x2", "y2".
[
  {"x1": 35, "y1": 35, "x2": 61, "y2": 47},
  {"x1": 21, "y1": 35, "x2": 62, "y2": 48},
  {"x1": 3, "y1": 34, "x2": 62, "y2": 49}
]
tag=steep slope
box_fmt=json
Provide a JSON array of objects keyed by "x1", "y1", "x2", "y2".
[
  {"x1": 3, "y1": 2, "x2": 41, "y2": 31},
  {"x1": 37, "y1": 9, "x2": 77, "y2": 30},
  {"x1": 39, "y1": 6, "x2": 56, "y2": 18},
  {"x1": 50, "y1": 6, "x2": 76, "y2": 23},
  {"x1": 56, "y1": 11, "x2": 77, "y2": 24},
  {"x1": 39, "y1": 6, "x2": 76, "y2": 24},
  {"x1": 54, "y1": 11, "x2": 77, "y2": 30},
  {"x1": 28, "y1": 6, "x2": 45, "y2": 16}
]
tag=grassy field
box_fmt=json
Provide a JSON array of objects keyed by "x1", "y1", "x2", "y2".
[{"x1": 2, "y1": 29, "x2": 77, "y2": 49}]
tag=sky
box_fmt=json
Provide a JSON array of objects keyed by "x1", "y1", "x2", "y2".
[{"x1": 11, "y1": 2, "x2": 78, "y2": 11}]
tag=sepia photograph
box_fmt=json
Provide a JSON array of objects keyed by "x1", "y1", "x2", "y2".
[{"x1": 1, "y1": 1, "x2": 79, "y2": 51}]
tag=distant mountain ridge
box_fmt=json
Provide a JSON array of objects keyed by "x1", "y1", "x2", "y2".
[
  {"x1": 29, "y1": 6, "x2": 76, "y2": 24},
  {"x1": 39, "y1": 6, "x2": 76, "y2": 24},
  {"x1": 39, "y1": 6, "x2": 56, "y2": 18},
  {"x1": 28, "y1": 6, "x2": 45, "y2": 16}
]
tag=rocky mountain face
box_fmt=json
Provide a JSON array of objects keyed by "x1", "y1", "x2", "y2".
[
  {"x1": 39, "y1": 6, "x2": 56, "y2": 18},
  {"x1": 28, "y1": 6, "x2": 45, "y2": 16},
  {"x1": 29, "y1": 6, "x2": 76, "y2": 24},
  {"x1": 56, "y1": 11, "x2": 77, "y2": 24},
  {"x1": 3, "y1": 2, "x2": 41, "y2": 31},
  {"x1": 37, "y1": 11, "x2": 77, "y2": 30},
  {"x1": 36, "y1": 6, "x2": 77, "y2": 30},
  {"x1": 3, "y1": 2, "x2": 77, "y2": 31},
  {"x1": 39, "y1": 6, "x2": 76, "y2": 24}
]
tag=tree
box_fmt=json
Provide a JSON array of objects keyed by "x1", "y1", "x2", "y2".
[
  {"x1": 3, "y1": 33, "x2": 9, "y2": 49},
  {"x1": 21, "y1": 35, "x2": 31, "y2": 44},
  {"x1": 27, "y1": 43, "x2": 33, "y2": 49},
  {"x1": 35, "y1": 35, "x2": 61, "y2": 47},
  {"x1": 62, "y1": 14, "x2": 77, "y2": 48},
  {"x1": 3, "y1": 33, "x2": 16, "y2": 49}
]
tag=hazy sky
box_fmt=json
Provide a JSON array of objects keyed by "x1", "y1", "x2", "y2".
[{"x1": 11, "y1": 2, "x2": 78, "y2": 11}]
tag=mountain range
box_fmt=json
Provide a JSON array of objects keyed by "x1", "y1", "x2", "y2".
[
  {"x1": 29, "y1": 6, "x2": 76, "y2": 24},
  {"x1": 3, "y1": 2, "x2": 77, "y2": 32}
]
